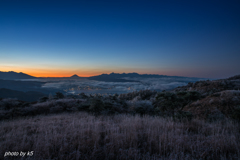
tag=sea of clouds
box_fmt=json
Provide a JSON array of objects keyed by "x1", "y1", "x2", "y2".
[{"x1": 41, "y1": 77, "x2": 203, "y2": 95}]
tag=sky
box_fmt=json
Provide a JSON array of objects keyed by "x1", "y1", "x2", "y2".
[{"x1": 0, "y1": 0, "x2": 240, "y2": 78}]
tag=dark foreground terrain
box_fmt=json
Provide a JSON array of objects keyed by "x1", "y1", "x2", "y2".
[
  {"x1": 0, "y1": 75, "x2": 240, "y2": 159},
  {"x1": 1, "y1": 112, "x2": 239, "y2": 160}
]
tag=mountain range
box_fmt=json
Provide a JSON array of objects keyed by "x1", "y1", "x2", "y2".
[
  {"x1": 0, "y1": 71, "x2": 202, "y2": 101},
  {"x1": 0, "y1": 71, "x2": 200, "y2": 82},
  {"x1": 0, "y1": 71, "x2": 35, "y2": 80}
]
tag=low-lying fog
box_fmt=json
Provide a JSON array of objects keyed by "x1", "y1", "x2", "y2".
[{"x1": 39, "y1": 77, "x2": 203, "y2": 95}]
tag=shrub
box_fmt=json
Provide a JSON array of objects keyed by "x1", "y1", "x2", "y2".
[
  {"x1": 55, "y1": 92, "x2": 65, "y2": 99},
  {"x1": 183, "y1": 91, "x2": 201, "y2": 101},
  {"x1": 174, "y1": 110, "x2": 193, "y2": 121},
  {"x1": 49, "y1": 105, "x2": 64, "y2": 113},
  {"x1": 77, "y1": 103, "x2": 90, "y2": 111},
  {"x1": 127, "y1": 100, "x2": 154, "y2": 115},
  {"x1": 119, "y1": 90, "x2": 157, "y2": 100},
  {"x1": 39, "y1": 96, "x2": 49, "y2": 103},
  {"x1": 232, "y1": 106, "x2": 240, "y2": 121},
  {"x1": 0, "y1": 98, "x2": 20, "y2": 110},
  {"x1": 89, "y1": 98, "x2": 105, "y2": 114},
  {"x1": 153, "y1": 91, "x2": 202, "y2": 117}
]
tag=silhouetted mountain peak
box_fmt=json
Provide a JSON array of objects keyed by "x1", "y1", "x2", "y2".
[{"x1": 70, "y1": 74, "x2": 79, "y2": 78}]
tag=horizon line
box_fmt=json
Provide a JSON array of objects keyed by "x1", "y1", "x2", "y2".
[{"x1": 0, "y1": 70, "x2": 210, "y2": 79}]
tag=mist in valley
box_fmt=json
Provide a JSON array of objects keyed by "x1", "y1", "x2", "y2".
[{"x1": 41, "y1": 77, "x2": 203, "y2": 95}]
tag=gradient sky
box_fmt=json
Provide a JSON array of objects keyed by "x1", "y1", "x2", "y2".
[{"x1": 0, "y1": 0, "x2": 240, "y2": 78}]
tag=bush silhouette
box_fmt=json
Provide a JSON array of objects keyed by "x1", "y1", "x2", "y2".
[
  {"x1": 39, "y1": 96, "x2": 48, "y2": 103},
  {"x1": 89, "y1": 98, "x2": 105, "y2": 114},
  {"x1": 55, "y1": 92, "x2": 64, "y2": 99}
]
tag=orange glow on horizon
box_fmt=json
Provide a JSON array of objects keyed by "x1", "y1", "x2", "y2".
[
  {"x1": 26, "y1": 72, "x2": 96, "y2": 78},
  {"x1": 2, "y1": 66, "x2": 210, "y2": 78},
  {"x1": 1, "y1": 65, "x2": 175, "y2": 78},
  {"x1": 1, "y1": 68, "x2": 184, "y2": 78},
  {"x1": 1, "y1": 68, "x2": 98, "y2": 78}
]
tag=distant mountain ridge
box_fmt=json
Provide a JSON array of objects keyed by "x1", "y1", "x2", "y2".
[
  {"x1": 0, "y1": 71, "x2": 202, "y2": 82},
  {"x1": 88, "y1": 72, "x2": 200, "y2": 82},
  {"x1": 90, "y1": 72, "x2": 168, "y2": 79},
  {"x1": 0, "y1": 71, "x2": 35, "y2": 80},
  {"x1": 90, "y1": 72, "x2": 202, "y2": 79}
]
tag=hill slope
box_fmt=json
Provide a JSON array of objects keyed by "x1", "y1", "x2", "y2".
[
  {"x1": 0, "y1": 71, "x2": 36, "y2": 80},
  {"x1": 0, "y1": 88, "x2": 46, "y2": 102},
  {"x1": 171, "y1": 75, "x2": 240, "y2": 119}
]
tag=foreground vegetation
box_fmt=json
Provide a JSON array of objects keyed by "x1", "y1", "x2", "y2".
[
  {"x1": 1, "y1": 112, "x2": 240, "y2": 160},
  {"x1": 1, "y1": 76, "x2": 240, "y2": 159},
  {"x1": 0, "y1": 87, "x2": 239, "y2": 122}
]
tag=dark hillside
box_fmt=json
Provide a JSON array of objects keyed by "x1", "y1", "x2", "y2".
[
  {"x1": 0, "y1": 74, "x2": 240, "y2": 121},
  {"x1": 0, "y1": 71, "x2": 36, "y2": 80},
  {"x1": 169, "y1": 75, "x2": 240, "y2": 120},
  {"x1": 0, "y1": 88, "x2": 46, "y2": 102},
  {"x1": 173, "y1": 75, "x2": 240, "y2": 96}
]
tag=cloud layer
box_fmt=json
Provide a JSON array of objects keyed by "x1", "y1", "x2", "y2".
[{"x1": 41, "y1": 77, "x2": 203, "y2": 95}]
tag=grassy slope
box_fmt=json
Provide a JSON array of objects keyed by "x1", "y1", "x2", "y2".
[{"x1": 1, "y1": 112, "x2": 239, "y2": 160}]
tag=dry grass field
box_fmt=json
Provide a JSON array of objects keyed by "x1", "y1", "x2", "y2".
[{"x1": 1, "y1": 112, "x2": 239, "y2": 160}]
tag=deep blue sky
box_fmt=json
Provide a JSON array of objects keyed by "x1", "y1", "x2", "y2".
[{"x1": 0, "y1": 0, "x2": 240, "y2": 78}]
